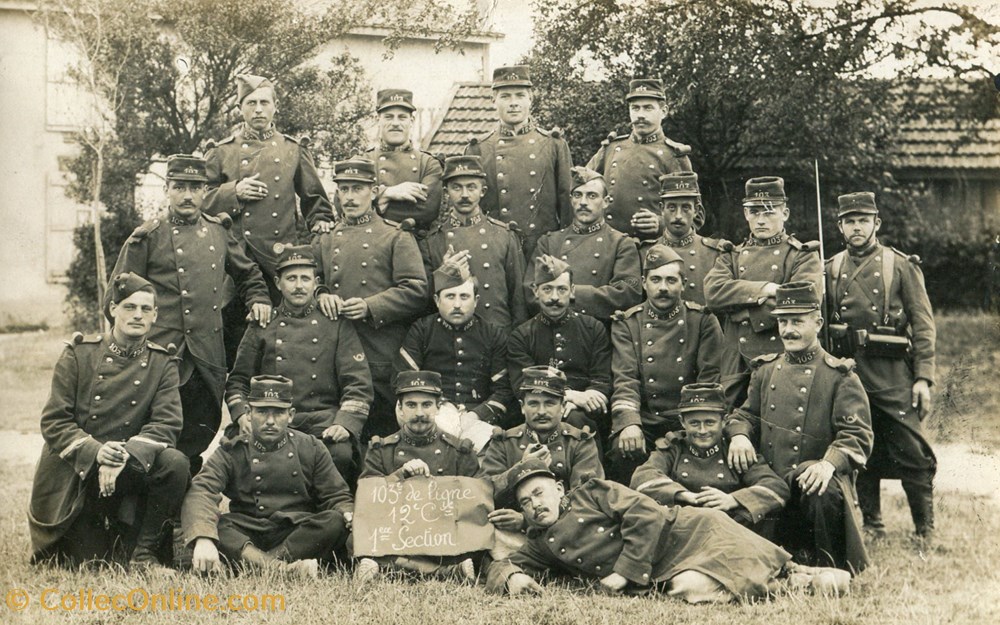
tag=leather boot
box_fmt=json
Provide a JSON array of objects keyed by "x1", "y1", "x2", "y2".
[
  {"x1": 902, "y1": 480, "x2": 935, "y2": 540},
  {"x1": 855, "y1": 472, "x2": 885, "y2": 538}
]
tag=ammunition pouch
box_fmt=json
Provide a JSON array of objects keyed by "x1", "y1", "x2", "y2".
[
  {"x1": 827, "y1": 324, "x2": 867, "y2": 358},
  {"x1": 828, "y1": 324, "x2": 911, "y2": 359}
]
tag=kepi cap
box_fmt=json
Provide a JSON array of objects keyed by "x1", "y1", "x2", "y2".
[
  {"x1": 512, "y1": 459, "x2": 557, "y2": 495},
  {"x1": 247, "y1": 375, "x2": 294, "y2": 408},
  {"x1": 376, "y1": 89, "x2": 415, "y2": 113},
  {"x1": 165, "y1": 154, "x2": 208, "y2": 182},
  {"x1": 273, "y1": 243, "x2": 316, "y2": 274},
  {"x1": 743, "y1": 176, "x2": 786, "y2": 206},
  {"x1": 772, "y1": 281, "x2": 821, "y2": 315},
  {"x1": 519, "y1": 365, "x2": 567, "y2": 397},
  {"x1": 677, "y1": 383, "x2": 727, "y2": 414},
  {"x1": 333, "y1": 158, "x2": 377, "y2": 184},
  {"x1": 395, "y1": 370, "x2": 443, "y2": 397},
  {"x1": 492, "y1": 65, "x2": 532, "y2": 90},
  {"x1": 442, "y1": 155, "x2": 487, "y2": 181},
  {"x1": 625, "y1": 78, "x2": 666, "y2": 102},
  {"x1": 659, "y1": 171, "x2": 700, "y2": 198},
  {"x1": 837, "y1": 191, "x2": 878, "y2": 218}
]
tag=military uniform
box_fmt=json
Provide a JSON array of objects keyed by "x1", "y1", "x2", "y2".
[
  {"x1": 312, "y1": 212, "x2": 428, "y2": 438},
  {"x1": 108, "y1": 207, "x2": 270, "y2": 468},
  {"x1": 485, "y1": 477, "x2": 791, "y2": 598},
  {"x1": 29, "y1": 331, "x2": 188, "y2": 565},
  {"x1": 360, "y1": 430, "x2": 479, "y2": 479},
  {"x1": 395, "y1": 314, "x2": 513, "y2": 425},
  {"x1": 423, "y1": 213, "x2": 527, "y2": 329},
  {"x1": 631, "y1": 433, "x2": 788, "y2": 529},
  {"x1": 640, "y1": 233, "x2": 730, "y2": 307},
  {"x1": 367, "y1": 142, "x2": 443, "y2": 232},
  {"x1": 182, "y1": 429, "x2": 352, "y2": 562},
  {"x1": 226, "y1": 303, "x2": 373, "y2": 483},
  {"x1": 529, "y1": 222, "x2": 642, "y2": 320}
]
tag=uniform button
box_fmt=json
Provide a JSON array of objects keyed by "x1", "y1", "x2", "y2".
[
  {"x1": 259, "y1": 505, "x2": 265, "y2": 511},
  {"x1": 292, "y1": 471, "x2": 298, "y2": 476},
  {"x1": 578, "y1": 518, "x2": 584, "y2": 524},
  {"x1": 255, "y1": 476, "x2": 262, "y2": 481},
  {"x1": 798, "y1": 407, "x2": 804, "y2": 412},
  {"x1": 770, "y1": 404, "x2": 776, "y2": 410},
  {"x1": 791, "y1": 464, "x2": 798, "y2": 470},
  {"x1": 548, "y1": 537, "x2": 555, "y2": 542},
  {"x1": 800, "y1": 387, "x2": 807, "y2": 393},
  {"x1": 793, "y1": 445, "x2": 799, "y2": 451},
  {"x1": 94, "y1": 395, "x2": 101, "y2": 401},
  {"x1": 647, "y1": 357, "x2": 654, "y2": 362},
  {"x1": 91, "y1": 415, "x2": 98, "y2": 420}
]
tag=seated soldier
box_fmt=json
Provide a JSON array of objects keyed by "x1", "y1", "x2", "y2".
[
  {"x1": 182, "y1": 375, "x2": 353, "y2": 579},
  {"x1": 356, "y1": 370, "x2": 480, "y2": 582},
  {"x1": 479, "y1": 366, "x2": 604, "y2": 558},
  {"x1": 486, "y1": 462, "x2": 851, "y2": 602},
  {"x1": 630, "y1": 383, "x2": 788, "y2": 535},
  {"x1": 29, "y1": 273, "x2": 188, "y2": 571}
]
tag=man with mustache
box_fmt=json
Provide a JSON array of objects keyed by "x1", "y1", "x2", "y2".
[
  {"x1": 704, "y1": 176, "x2": 821, "y2": 408},
  {"x1": 726, "y1": 281, "x2": 873, "y2": 573},
  {"x1": 422, "y1": 155, "x2": 527, "y2": 330},
  {"x1": 466, "y1": 65, "x2": 573, "y2": 256},
  {"x1": 526, "y1": 166, "x2": 642, "y2": 321},
  {"x1": 639, "y1": 171, "x2": 732, "y2": 307},
  {"x1": 608, "y1": 245, "x2": 725, "y2": 484},
  {"x1": 313, "y1": 158, "x2": 429, "y2": 441},
  {"x1": 486, "y1": 461, "x2": 850, "y2": 601},
  {"x1": 630, "y1": 383, "x2": 788, "y2": 535},
  {"x1": 825, "y1": 192, "x2": 937, "y2": 542},
  {"x1": 587, "y1": 79, "x2": 692, "y2": 241},
  {"x1": 356, "y1": 370, "x2": 479, "y2": 582},
  {"x1": 478, "y1": 366, "x2": 604, "y2": 559},
  {"x1": 365, "y1": 89, "x2": 443, "y2": 234},
  {"x1": 107, "y1": 155, "x2": 272, "y2": 474},
  {"x1": 183, "y1": 375, "x2": 353, "y2": 579},
  {"x1": 508, "y1": 254, "x2": 612, "y2": 442},
  {"x1": 30, "y1": 273, "x2": 188, "y2": 571},
  {"x1": 225, "y1": 244, "x2": 373, "y2": 487},
  {"x1": 394, "y1": 263, "x2": 513, "y2": 452}
]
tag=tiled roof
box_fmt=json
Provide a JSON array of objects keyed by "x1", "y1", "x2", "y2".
[{"x1": 425, "y1": 82, "x2": 1000, "y2": 172}]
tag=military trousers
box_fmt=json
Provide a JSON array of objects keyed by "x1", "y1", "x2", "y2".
[{"x1": 217, "y1": 509, "x2": 347, "y2": 564}]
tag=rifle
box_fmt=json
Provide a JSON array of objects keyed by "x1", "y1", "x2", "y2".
[{"x1": 815, "y1": 159, "x2": 830, "y2": 351}]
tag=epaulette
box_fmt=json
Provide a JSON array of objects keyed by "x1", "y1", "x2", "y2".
[
  {"x1": 683, "y1": 300, "x2": 704, "y2": 312},
  {"x1": 701, "y1": 236, "x2": 734, "y2": 253},
  {"x1": 563, "y1": 424, "x2": 592, "y2": 441},
  {"x1": 663, "y1": 136, "x2": 692, "y2": 156},
  {"x1": 486, "y1": 216, "x2": 511, "y2": 230},
  {"x1": 202, "y1": 212, "x2": 232, "y2": 229},
  {"x1": 620, "y1": 303, "x2": 644, "y2": 319},
  {"x1": 294, "y1": 134, "x2": 311, "y2": 148},
  {"x1": 602, "y1": 130, "x2": 628, "y2": 145},
  {"x1": 505, "y1": 427, "x2": 524, "y2": 439},
  {"x1": 127, "y1": 219, "x2": 161, "y2": 243},
  {"x1": 146, "y1": 341, "x2": 177, "y2": 356},
  {"x1": 750, "y1": 352, "x2": 781, "y2": 369},
  {"x1": 215, "y1": 134, "x2": 236, "y2": 146},
  {"x1": 470, "y1": 129, "x2": 495, "y2": 145},
  {"x1": 67, "y1": 332, "x2": 102, "y2": 346},
  {"x1": 396, "y1": 218, "x2": 416, "y2": 232},
  {"x1": 824, "y1": 354, "x2": 856, "y2": 374},
  {"x1": 490, "y1": 426, "x2": 505, "y2": 441},
  {"x1": 891, "y1": 246, "x2": 921, "y2": 265},
  {"x1": 787, "y1": 236, "x2": 820, "y2": 252},
  {"x1": 204, "y1": 139, "x2": 217, "y2": 151},
  {"x1": 654, "y1": 437, "x2": 671, "y2": 451},
  {"x1": 536, "y1": 126, "x2": 562, "y2": 139},
  {"x1": 419, "y1": 149, "x2": 442, "y2": 164},
  {"x1": 441, "y1": 431, "x2": 474, "y2": 454}
]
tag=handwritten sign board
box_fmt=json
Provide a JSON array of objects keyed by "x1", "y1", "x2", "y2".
[{"x1": 353, "y1": 476, "x2": 495, "y2": 557}]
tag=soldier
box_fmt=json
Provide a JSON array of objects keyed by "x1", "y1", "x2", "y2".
[
  {"x1": 466, "y1": 65, "x2": 573, "y2": 255},
  {"x1": 630, "y1": 383, "x2": 789, "y2": 535},
  {"x1": 226, "y1": 244, "x2": 373, "y2": 486},
  {"x1": 509, "y1": 255, "x2": 612, "y2": 439},
  {"x1": 704, "y1": 176, "x2": 821, "y2": 408},
  {"x1": 366, "y1": 89, "x2": 443, "y2": 233},
  {"x1": 639, "y1": 171, "x2": 731, "y2": 307},
  {"x1": 480, "y1": 366, "x2": 604, "y2": 559},
  {"x1": 313, "y1": 157, "x2": 429, "y2": 440},
  {"x1": 107, "y1": 154, "x2": 272, "y2": 474},
  {"x1": 608, "y1": 244, "x2": 725, "y2": 484},
  {"x1": 527, "y1": 166, "x2": 643, "y2": 320},
  {"x1": 422, "y1": 155, "x2": 527, "y2": 329},
  {"x1": 395, "y1": 263, "x2": 513, "y2": 452},
  {"x1": 586, "y1": 78, "x2": 692, "y2": 240},
  {"x1": 825, "y1": 192, "x2": 937, "y2": 541},
  {"x1": 183, "y1": 375, "x2": 353, "y2": 579},
  {"x1": 356, "y1": 370, "x2": 479, "y2": 582},
  {"x1": 29, "y1": 273, "x2": 189, "y2": 570},
  {"x1": 486, "y1": 462, "x2": 851, "y2": 601},
  {"x1": 726, "y1": 282, "x2": 873, "y2": 573}
]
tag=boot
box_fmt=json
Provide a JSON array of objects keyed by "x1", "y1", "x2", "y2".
[
  {"x1": 855, "y1": 473, "x2": 886, "y2": 539},
  {"x1": 902, "y1": 480, "x2": 935, "y2": 541},
  {"x1": 241, "y1": 544, "x2": 318, "y2": 579}
]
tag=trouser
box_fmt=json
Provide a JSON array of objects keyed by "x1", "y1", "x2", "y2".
[
  {"x1": 361, "y1": 363, "x2": 398, "y2": 442},
  {"x1": 775, "y1": 474, "x2": 849, "y2": 571},
  {"x1": 51, "y1": 449, "x2": 190, "y2": 568},
  {"x1": 605, "y1": 419, "x2": 678, "y2": 485},
  {"x1": 177, "y1": 368, "x2": 223, "y2": 475},
  {"x1": 217, "y1": 510, "x2": 347, "y2": 564}
]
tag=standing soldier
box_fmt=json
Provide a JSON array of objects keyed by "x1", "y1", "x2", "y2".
[
  {"x1": 313, "y1": 158, "x2": 429, "y2": 440},
  {"x1": 527, "y1": 166, "x2": 643, "y2": 321},
  {"x1": 704, "y1": 176, "x2": 821, "y2": 408},
  {"x1": 825, "y1": 192, "x2": 937, "y2": 541},
  {"x1": 727, "y1": 282, "x2": 873, "y2": 573},
  {"x1": 107, "y1": 155, "x2": 272, "y2": 474},
  {"x1": 366, "y1": 89, "x2": 443, "y2": 234},
  {"x1": 226, "y1": 244, "x2": 373, "y2": 486},
  {"x1": 423, "y1": 155, "x2": 527, "y2": 329},
  {"x1": 640, "y1": 171, "x2": 731, "y2": 307},
  {"x1": 466, "y1": 65, "x2": 573, "y2": 256},
  {"x1": 608, "y1": 245, "x2": 725, "y2": 484},
  {"x1": 587, "y1": 79, "x2": 692, "y2": 240}
]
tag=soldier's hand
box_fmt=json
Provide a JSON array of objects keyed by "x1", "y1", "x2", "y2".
[
  {"x1": 247, "y1": 302, "x2": 273, "y2": 327},
  {"x1": 579, "y1": 390, "x2": 608, "y2": 413},
  {"x1": 318, "y1": 293, "x2": 344, "y2": 320},
  {"x1": 617, "y1": 425, "x2": 646, "y2": 457},
  {"x1": 598, "y1": 572, "x2": 630, "y2": 593},
  {"x1": 488, "y1": 508, "x2": 526, "y2": 532},
  {"x1": 912, "y1": 379, "x2": 932, "y2": 421},
  {"x1": 630, "y1": 208, "x2": 661, "y2": 236},
  {"x1": 311, "y1": 220, "x2": 332, "y2": 234},
  {"x1": 442, "y1": 246, "x2": 472, "y2": 272},
  {"x1": 695, "y1": 487, "x2": 740, "y2": 511},
  {"x1": 98, "y1": 462, "x2": 127, "y2": 497},
  {"x1": 401, "y1": 459, "x2": 431, "y2": 478},
  {"x1": 235, "y1": 173, "x2": 268, "y2": 201},
  {"x1": 322, "y1": 424, "x2": 350, "y2": 443},
  {"x1": 522, "y1": 443, "x2": 551, "y2": 466},
  {"x1": 507, "y1": 573, "x2": 544, "y2": 596},
  {"x1": 340, "y1": 297, "x2": 369, "y2": 320},
  {"x1": 797, "y1": 460, "x2": 836, "y2": 496},
  {"x1": 238, "y1": 413, "x2": 252, "y2": 437},
  {"x1": 762, "y1": 282, "x2": 780, "y2": 298},
  {"x1": 97, "y1": 441, "x2": 128, "y2": 467},
  {"x1": 674, "y1": 491, "x2": 700, "y2": 506},
  {"x1": 727, "y1": 434, "x2": 756, "y2": 473},
  {"x1": 383, "y1": 182, "x2": 429, "y2": 204},
  {"x1": 192, "y1": 538, "x2": 221, "y2": 575}
]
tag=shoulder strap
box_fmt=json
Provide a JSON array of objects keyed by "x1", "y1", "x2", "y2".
[
  {"x1": 829, "y1": 251, "x2": 847, "y2": 314},
  {"x1": 881, "y1": 249, "x2": 895, "y2": 324}
]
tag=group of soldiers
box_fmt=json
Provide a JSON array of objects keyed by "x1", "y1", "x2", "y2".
[{"x1": 26, "y1": 65, "x2": 938, "y2": 602}]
